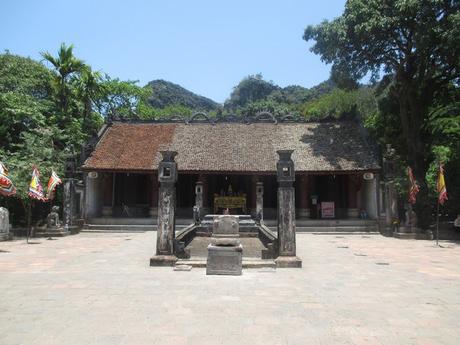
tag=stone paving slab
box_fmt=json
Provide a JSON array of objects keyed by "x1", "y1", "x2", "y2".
[{"x1": 0, "y1": 233, "x2": 460, "y2": 345}]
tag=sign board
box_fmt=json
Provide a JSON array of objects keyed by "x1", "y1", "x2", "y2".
[{"x1": 321, "y1": 202, "x2": 335, "y2": 218}]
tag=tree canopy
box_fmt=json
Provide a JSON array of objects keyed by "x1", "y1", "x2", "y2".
[{"x1": 304, "y1": 0, "x2": 460, "y2": 227}]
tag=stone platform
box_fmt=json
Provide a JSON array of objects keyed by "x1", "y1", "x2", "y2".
[{"x1": 1, "y1": 232, "x2": 460, "y2": 344}]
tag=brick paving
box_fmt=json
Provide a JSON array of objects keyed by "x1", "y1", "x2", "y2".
[{"x1": 0, "y1": 232, "x2": 459, "y2": 345}]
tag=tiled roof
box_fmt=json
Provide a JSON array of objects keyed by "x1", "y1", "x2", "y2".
[{"x1": 82, "y1": 121, "x2": 380, "y2": 172}]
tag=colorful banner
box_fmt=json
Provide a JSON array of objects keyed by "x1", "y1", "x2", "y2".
[
  {"x1": 407, "y1": 167, "x2": 419, "y2": 204},
  {"x1": 437, "y1": 163, "x2": 448, "y2": 205},
  {"x1": 0, "y1": 161, "x2": 16, "y2": 197},
  {"x1": 28, "y1": 167, "x2": 47, "y2": 201},
  {"x1": 46, "y1": 170, "x2": 62, "y2": 200}
]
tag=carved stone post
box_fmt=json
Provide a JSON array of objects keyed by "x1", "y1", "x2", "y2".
[
  {"x1": 383, "y1": 145, "x2": 398, "y2": 235},
  {"x1": 274, "y1": 150, "x2": 302, "y2": 268},
  {"x1": 62, "y1": 155, "x2": 76, "y2": 235},
  {"x1": 0, "y1": 207, "x2": 11, "y2": 241},
  {"x1": 150, "y1": 151, "x2": 178, "y2": 266},
  {"x1": 256, "y1": 181, "x2": 264, "y2": 223}
]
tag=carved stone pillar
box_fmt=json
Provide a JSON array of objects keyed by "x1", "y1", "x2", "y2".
[
  {"x1": 383, "y1": 145, "x2": 398, "y2": 235},
  {"x1": 0, "y1": 207, "x2": 11, "y2": 241},
  {"x1": 150, "y1": 151, "x2": 178, "y2": 266},
  {"x1": 62, "y1": 155, "x2": 76, "y2": 234},
  {"x1": 274, "y1": 150, "x2": 302, "y2": 268}
]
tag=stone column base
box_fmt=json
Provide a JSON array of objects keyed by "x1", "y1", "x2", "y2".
[
  {"x1": 101, "y1": 206, "x2": 113, "y2": 217},
  {"x1": 347, "y1": 208, "x2": 359, "y2": 218},
  {"x1": 0, "y1": 232, "x2": 10, "y2": 241},
  {"x1": 275, "y1": 256, "x2": 302, "y2": 268},
  {"x1": 35, "y1": 227, "x2": 70, "y2": 237},
  {"x1": 297, "y1": 208, "x2": 310, "y2": 218},
  {"x1": 150, "y1": 255, "x2": 177, "y2": 267},
  {"x1": 394, "y1": 229, "x2": 433, "y2": 240}
]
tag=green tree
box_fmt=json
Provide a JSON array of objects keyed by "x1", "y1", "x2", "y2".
[
  {"x1": 304, "y1": 0, "x2": 460, "y2": 228},
  {"x1": 0, "y1": 53, "x2": 54, "y2": 150},
  {"x1": 74, "y1": 66, "x2": 104, "y2": 132},
  {"x1": 224, "y1": 74, "x2": 279, "y2": 110},
  {"x1": 41, "y1": 43, "x2": 86, "y2": 119},
  {"x1": 96, "y1": 76, "x2": 148, "y2": 118}
]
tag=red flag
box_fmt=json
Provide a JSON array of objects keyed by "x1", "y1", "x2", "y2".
[
  {"x1": 46, "y1": 170, "x2": 62, "y2": 200},
  {"x1": 437, "y1": 163, "x2": 448, "y2": 205},
  {"x1": 407, "y1": 167, "x2": 420, "y2": 204}
]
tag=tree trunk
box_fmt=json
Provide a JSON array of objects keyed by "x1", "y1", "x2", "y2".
[{"x1": 397, "y1": 80, "x2": 433, "y2": 230}]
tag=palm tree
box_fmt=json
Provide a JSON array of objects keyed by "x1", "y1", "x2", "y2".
[
  {"x1": 74, "y1": 66, "x2": 104, "y2": 132},
  {"x1": 41, "y1": 43, "x2": 85, "y2": 119}
]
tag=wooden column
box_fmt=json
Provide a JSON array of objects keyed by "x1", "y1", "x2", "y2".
[
  {"x1": 198, "y1": 174, "x2": 209, "y2": 213},
  {"x1": 250, "y1": 175, "x2": 257, "y2": 215},
  {"x1": 347, "y1": 175, "x2": 359, "y2": 218},
  {"x1": 297, "y1": 174, "x2": 310, "y2": 218},
  {"x1": 149, "y1": 173, "x2": 158, "y2": 217}
]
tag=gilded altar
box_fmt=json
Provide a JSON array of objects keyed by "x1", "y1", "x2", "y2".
[{"x1": 214, "y1": 195, "x2": 247, "y2": 213}]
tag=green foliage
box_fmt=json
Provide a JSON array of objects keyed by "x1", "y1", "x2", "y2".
[
  {"x1": 41, "y1": 43, "x2": 86, "y2": 118},
  {"x1": 302, "y1": 87, "x2": 377, "y2": 121},
  {"x1": 97, "y1": 76, "x2": 149, "y2": 118},
  {"x1": 304, "y1": 0, "x2": 460, "y2": 228},
  {"x1": 425, "y1": 146, "x2": 452, "y2": 197},
  {"x1": 224, "y1": 74, "x2": 279, "y2": 110},
  {"x1": 145, "y1": 79, "x2": 219, "y2": 112}
]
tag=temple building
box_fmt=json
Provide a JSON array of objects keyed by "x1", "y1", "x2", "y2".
[{"x1": 81, "y1": 114, "x2": 381, "y2": 227}]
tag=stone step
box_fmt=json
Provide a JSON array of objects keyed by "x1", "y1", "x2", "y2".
[
  {"x1": 87, "y1": 217, "x2": 194, "y2": 226},
  {"x1": 81, "y1": 224, "x2": 191, "y2": 232},
  {"x1": 175, "y1": 258, "x2": 276, "y2": 269},
  {"x1": 267, "y1": 226, "x2": 378, "y2": 233},
  {"x1": 264, "y1": 219, "x2": 378, "y2": 227}
]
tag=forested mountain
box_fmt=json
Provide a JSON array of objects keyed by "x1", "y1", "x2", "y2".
[
  {"x1": 223, "y1": 74, "x2": 335, "y2": 111},
  {"x1": 144, "y1": 79, "x2": 220, "y2": 111}
]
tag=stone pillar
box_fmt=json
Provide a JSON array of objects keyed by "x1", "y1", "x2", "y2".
[
  {"x1": 274, "y1": 150, "x2": 302, "y2": 268},
  {"x1": 0, "y1": 207, "x2": 11, "y2": 241},
  {"x1": 62, "y1": 155, "x2": 76, "y2": 234},
  {"x1": 256, "y1": 181, "x2": 264, "y2": 222},
  {"x1": 383, "y1": 145, "x2": 398, "y2": 235},
  {"x1": 250, "y1": 175, "x2": 258, "y2": 216},
  {"x1": 150, "y1": 151, "x2": 178, "y2": 266},
  {"x1": 347, "y1": 175, "x2": 359, "y2": 218},
  {"x1": 297, "y1": 174, "x2": 310, "y2": 218}
]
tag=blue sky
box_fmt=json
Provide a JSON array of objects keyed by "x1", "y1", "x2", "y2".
[{"x1": 1, "y1": 0, "x2": 346, "y2": 103}]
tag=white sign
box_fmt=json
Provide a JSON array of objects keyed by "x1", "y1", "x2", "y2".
[{"x1": 321, "y1": 202, "x2": 335, "y2": 218}]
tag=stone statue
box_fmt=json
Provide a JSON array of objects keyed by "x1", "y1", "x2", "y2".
[
  {"x1": 0, "y1": 207, "x2": 10, "y2": 241},
  {"x1": 404, "y1": 208, "x2": 417, "y2": 229},
  {"x1": 47, "y1": 206, "x2": 61, "y2": 229}
]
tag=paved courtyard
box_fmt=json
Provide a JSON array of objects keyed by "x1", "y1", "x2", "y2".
[{"x1": 1, "y1": 232, "x2": 460, "y2": 345}]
